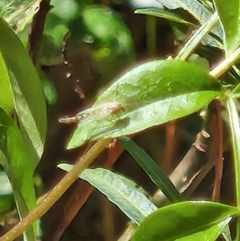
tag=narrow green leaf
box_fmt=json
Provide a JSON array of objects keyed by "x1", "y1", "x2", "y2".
[
  {"x1": 213, "y1": 0, "x2": 240, "y2": 55},
  {"x1": 118, "y1": 137, "x2": 181, "y2": 203},
  {"x1": 135, "y1": 8, "x2": 195, "y2": 26},
  {"x1": 0, "y1": 17, "x2": 47, "y2": 157},
  {"x1": 58, "y1": 165, "x2": 157, "y2": 225},
  {"x1": 130, "y1": 201, "x2": 240, "y2": 241},
  {"x1": 67, "y1": 59, "x2": 221, "y2": 148},
  {"x1": 157, "y1": 0, "x2": 209, "y2": 21},
  {"x1": 0, "y1": 51, "x2": 14, "y2": 114},
  {"x1": 0, "y1": 108, "x2": 37, "y2": 238},
  {"x1": 225, "y1": 97, "x2": 240, "y2": 239},
  {"x1": 157, "y1": 0, "x2": 223, "y2": 40}
]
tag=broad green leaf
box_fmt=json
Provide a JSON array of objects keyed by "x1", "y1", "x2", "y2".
[
  {"x1": 118, "y1": 137, "x2": 181, "y2": 203},
  {"x1": 0, "y1": 108, "x2": 37, "y2": 238},
  {"x1": 135, "y1": 8, "x2": 195, "y2": 26},
  {"x1": 0, "y1": 17, "x2": 47, "y2": 157},
  {"x1": 0, "y1": 51, "x2": 14, "y2": 114},
  {"x1": 67, "y1": 59, "x2": 221, "y2": 149},
  {"x1": 213, "y1": 0, "x2": 240, "y2": 55},
  {"x1": 130, "y1": 201, "x2": 240, "y2": 241},
  {"x1": 59, "y1": 165, "x2": 157, "y2": 225}
]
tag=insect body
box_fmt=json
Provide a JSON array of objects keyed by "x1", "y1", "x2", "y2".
[{"x1": 59, "y1": 102, "x2": 124, "y2": 124}]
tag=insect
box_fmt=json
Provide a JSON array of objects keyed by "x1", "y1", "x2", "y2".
[{"x1": 59, "y1": 102, "x2": 124, "y2": 124}]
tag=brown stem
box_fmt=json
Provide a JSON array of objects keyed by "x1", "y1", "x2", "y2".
[
  {"x1": 163, "y1": 122, "x2": 177, "y2": 173},
  {"x1": 28, "y1": 0, "x2": 52, "y2": 65},
  {"x1": 209, "y1": 100, "x2": 223, "y2": 201}
]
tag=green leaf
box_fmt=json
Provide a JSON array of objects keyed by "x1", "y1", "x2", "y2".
[
  {"x1": 0, "y1": 51, "x2": 14, "y2": 114},
  {"x1": 0, "y1": 108, "x2": 37, "y2": 238},
  {"x1": 175, "y1": 218, "x2": 231, "y2": 241},
  {"x1": 67, "y1": 59, "x2": 221, "y2": 149},
  {"x1": 225, "y1": 97, "x2": 240, "y2": 238},
  {"x1": 129, "y1": 201, "x2": 240, "y2": 241},
  {"x1": 118, "y1": 137, "x2": 181, "y2": 203},
  {"x1": 0, "y1": 17, "x2": 47, "y2": 157},
  {"x1": 2, "y1": 0, "x2": 40, "y2": 33},
  {"x1": 157, "y1": 0, "x2": 212, "y2": 23},
  {"x1": 213, "y1": 0, "x2": 240, "y2": 55},
  {"x1": 157, "y1": 0, "x2": 223, "y2": 42},
  {"x1": 58, "y1": 165, "x2": 157, "y2": 225},
  {"x1": 188, "y1": 54, "x2": 210, "y2": 69},
  {"x1": 135, "y1": 8, "x2": 195, "y2": 26}
]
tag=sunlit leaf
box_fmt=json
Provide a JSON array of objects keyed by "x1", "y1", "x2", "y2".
[
  {"x1": 2, "y1": 0, "x2": 40, "y2": 33},
  {"x1": 59, "y1": 165, "x2": 157, "y2": 225},
  {"x1": 0, "y1": 17, "x2": 47, "y2": 157},
  {"x1": 0, "y1": 51, "x2": 14, "y2": 114},
  {"x1": 130, "y1": 201, "x2": 239, "y2": 241},
  {"x1": 67, "y1": 59, "x2": 221, "y2": 149}
]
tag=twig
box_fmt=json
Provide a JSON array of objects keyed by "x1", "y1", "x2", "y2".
[
  {"x1": 210, "y1": 46, "x2": 240, "y2": 78},
  {"x1": 209, "y1": 100, "x2": 223, "y2": 201}
]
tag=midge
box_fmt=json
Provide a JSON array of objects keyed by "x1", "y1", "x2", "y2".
[{"x1": 59, "y1": 102, "x2": 124, "y2": 124}]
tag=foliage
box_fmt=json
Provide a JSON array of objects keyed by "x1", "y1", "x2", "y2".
[{"x1": 0, "y1": 0, "x2": 239, "y2": 241}]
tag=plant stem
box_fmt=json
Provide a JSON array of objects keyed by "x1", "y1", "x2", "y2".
[
  {"x1": 146, "y1": 15, "x2": 156, "y2": 57},
  {"x1": 0, "y1": 138, "x2": 110, "y2": 241},
  {"x1": 210, "y1": 46, "x2": 240, "y2": 78},
  {"x1": 176, "y1": 12, "x2": 218, "y2": 61},
  {"x1": 225, "y1": 98, "x2": 240, "y2": 241}
]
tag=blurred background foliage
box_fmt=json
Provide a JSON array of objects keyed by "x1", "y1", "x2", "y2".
[{"x1": 0, "y1": 1, "x2": 232, "y2": 241}]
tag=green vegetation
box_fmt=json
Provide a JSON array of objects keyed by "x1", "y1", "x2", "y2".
[{"x1": 0, "y1": 0, "x2": 239, "y2": 240}]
